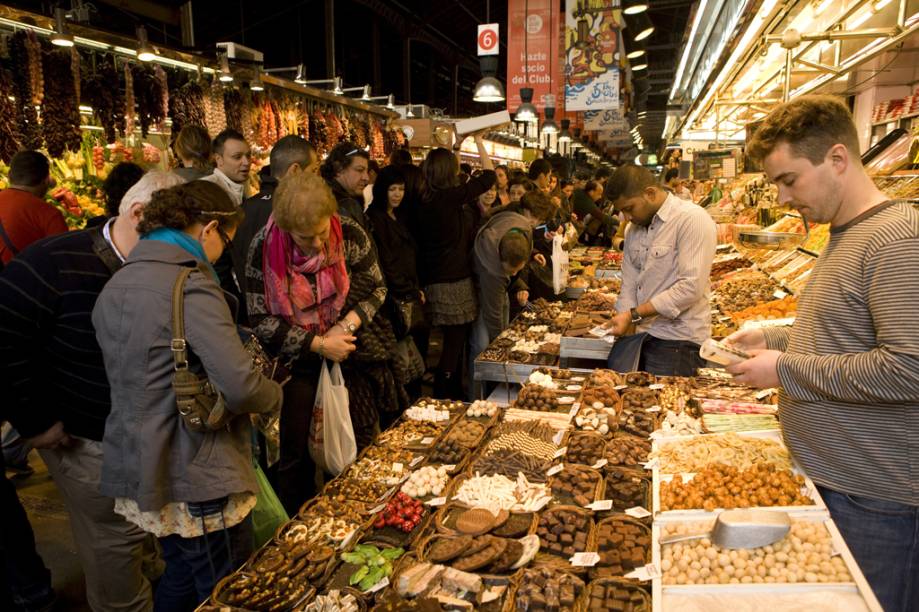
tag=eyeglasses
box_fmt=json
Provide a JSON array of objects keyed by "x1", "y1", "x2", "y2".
[
  {"x1": 217, "y1": 227, "x2": 233, "y2": 250},
  {"x1": 345, "y1": 148, "x2": 361, "y2": 156}
]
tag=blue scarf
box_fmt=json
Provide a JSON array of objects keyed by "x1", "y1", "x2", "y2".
[{"x1": 141, "y1": 227, "x2": 218, "y2": 279}]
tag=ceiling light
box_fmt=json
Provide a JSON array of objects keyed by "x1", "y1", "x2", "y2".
[
  {"x1": 294, "y1": 63, "x2": 307, "y2": 84},
  {"x1": 406, "y1": 104, "x2": 415, "y2": 118},
  {"x1": 361, "y1": 85, "x2": 371, "y2": 101},
  {"x1": 386, "y1": 94, "x2": 395, "y2": 110},
  {"x1": 331, "y1": 76, "x2": 343, "y2": 95},
  {"x1": 473, "y1": 76, "x2": 506, "y2": 102},
  {"x1": 541, "y1": 107, "x2": 559, "y2": 134},
  {"x1": 627, "y1": 41, "x2": 646, "y2": 59},
  {"x1": 218, "y1": 55, "x2": 234, "y2": 82},
  {"x1": 136, "y1": 26, "x2": 155, "y2": 61},
  {"x1": 632, "y1": 62, "x2": 648, "y2": 71},
  {"x1": 250, "y1": 68, "x2": 264, "y2": 92},
  {"x1": 515, "y1": 87, "x2": 538, "y2": 123},
  {"x1": 627, "y1": 12, "x2": 655, "y2": 42},
  {"x1": 51, "y1": 8, "x2": 74, "y2": 47},
  {"x1": 623, "y1": 0, "x2": 649, "y2": 15},
  {"x1": 558, "y1": 118, "x2": 572, "y2": 142}
]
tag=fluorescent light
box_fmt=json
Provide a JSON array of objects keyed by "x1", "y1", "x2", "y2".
[
  {"x1": 670, "y1": 0, "x2": 710, "y2": 99},
  {"x1": 873, "y1": 0, "x2": 894, "y2": 11},
  {"x1": 814, "y1": 0, "x2": 835, "y2": 15}
]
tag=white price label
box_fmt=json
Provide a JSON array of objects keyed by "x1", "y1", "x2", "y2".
[
  {"x1": 366, "y1": 576, "x2": 390, "y2": 593},
  {"x1": 614, "y1": 385, "x2": 628, "y2": 391},
  {"x1": 339, "y1": 529, "x2": 358, "y2": 550},
  {"x1": 426, "y1": 496, "x2": 447, "y2": 507},
  {"x1": 647, "y1": 405, "x2": 662, "y2": 413},
  {"x1": 392, "y1": 462, "x2": 404, "y2": 473},
  {"x1": 569, "y1": 552, "x2": 600, "y2": 567},
  {"x1": 755, "y1": 388, "x2": 776, "y2": 400},
  {"x1": 642, "y1": 458, "x2": 659, "y2": 470},
  {"x1": 624, "y1": 506, "x2": 652, "y2": 519},
  {"x1": 420, "y1": 437, "x2": 435, "y2": 445},
  {"x1": 554, "y1": 447, "x2": 568, "y2": 459},
  {"x1": 649, "y1": 383, "x2": 665, "y2": 390},
  {"x1": 774, "y1": 289, "x2": 789, "y2": 299},
  {"x1": 547, "y1": 463, "x2": 564, "y2": 477},
  {"x1": 569, "y1": 403, "x2": 580, "y2": 417},
  {"x1": 552, "y1": 430, "x2": 565, "y2": 445},
  {"x1": 586, "y1": 499, "x2": 613, "y2": 511},
  {"x1": 603, "y1": 335, "x2": 616, "y2": 345},
  {"x1": 625, "y1": 563, "x2": 661, "y2": 581},
  {"x1": 410, "y1": 456, "x2": 424, "y2": 467},
  {"x1": 591, "y1": 459, "x2": 608, "y2": 469}
]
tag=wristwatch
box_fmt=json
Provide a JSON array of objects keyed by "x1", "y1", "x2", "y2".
[
  {"x1": 630, "y1": 308, "x2": 643, "y2": 324},
  {"x1": 341, "y1": 319, "x2": 357, "y2": 334}
]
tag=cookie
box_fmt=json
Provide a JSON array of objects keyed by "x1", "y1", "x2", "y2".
[
  {"x1": 488, "y1": 539, "x2": 523, "y2": 573},
  {"x1": 493, "y1": 513, "x2": 532, "y2": 538},
  {"x1": 427, "y1": 536, "x2": 471, "y2": 563},
  {"x1": 452, "y1": 537, "x2": 508, "y2": 572},
  {"x1": 456, "y1": 508, "x2": 498, "y2": 535}
]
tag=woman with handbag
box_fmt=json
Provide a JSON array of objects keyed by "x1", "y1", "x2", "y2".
[
  {"x1": 367, "y1": 165, "x2": 428, "y2": 404},
  {"x1": 91, "y1": 181, "x2": 284, "y2": 611},
  {"x1": 245, "y1": 170, "x2": 406, "y2": 513}
]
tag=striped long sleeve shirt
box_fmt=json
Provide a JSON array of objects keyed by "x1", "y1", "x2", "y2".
[{"x1": 763, "y1": 200, "x2": 919, "y2": 505}]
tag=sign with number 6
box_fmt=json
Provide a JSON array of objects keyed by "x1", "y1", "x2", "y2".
[{"x1": 478, "y1": 23, "x2": 499, "y2": 56}]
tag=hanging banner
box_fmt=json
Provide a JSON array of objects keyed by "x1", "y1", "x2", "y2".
[
  {"x1": 507, "y1": 0, "x2": 562, "y2": 113},
  {"x1": 564, "y1": 1, "x2": 622, "y2": 111},
  {"x1": 583, "y1": 108, "x2": 625, "y2": 131}
]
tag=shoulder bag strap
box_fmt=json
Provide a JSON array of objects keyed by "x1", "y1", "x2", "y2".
[
  {"x1": 171, "y1": 267, "x2": 194, "y2": 371},
  {"x1": 87, "y1": 226, "x2": 122, "y2": 275},
  {"x1": 0, "y1": 219, "x2": 19, "y2": 256}
]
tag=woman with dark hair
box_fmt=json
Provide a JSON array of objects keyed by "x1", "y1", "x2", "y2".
[
  {"x1": 172, "y1": 125, "x2": 213, "y2": 182},
  {"x1": 416, "y1": 132, "x2": 495, "y2": 399},
  {"x1": 246, "y1": 170, "x2": 405, "y2": 512},
  {"x1": 319, "y1": 141, "x2": 371, "y2": 230},
  {"x1": 368, "y1": 166, "x2": 427, "y2": 402},
  {"x1": 86, "y1": 161, "x2": 145, "y2": 228},
  {"x1": 92, "y1": 181, "x2": 282, "y2": 610},
  {"x1": 494, "y1": 165, "x2": 511, "y2": 206}
]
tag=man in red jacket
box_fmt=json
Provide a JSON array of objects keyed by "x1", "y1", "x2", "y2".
[{"x1": 0, "y1": 151, "x2": 66, "y2": 265}]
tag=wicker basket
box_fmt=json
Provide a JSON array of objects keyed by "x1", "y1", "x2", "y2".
[
  {"x1": 583, "y1": 577, "x2": 652, "y2": 611},
  {"x1": 565, "y1": 432, "x2": 609, "y2": 467},
  {"x1": 533, "y1": 505, "x2": 597, "y2": 570},
  {"x1": 434, "y1": 503, "x2": 538, "y2": 538},
  {"x1": 211, "y1": 571, "x2": 317, "y2": 611},
  {"x1": 548, "y1": 464, "x2": 605, "y2": 507},
  {"x1": 509, "y1": 568, "x2": 589, "y2": 611},
  {"x1": 603, "y1": 434, "x2": 652, "y2": 471},
  {"x1": 601, "y1": 467, "x2": 652, "y2": 514},
  {"x1": 275, "y1": 516, "x2": 367, "y2": 550},
  {"x1": 442, "y1": 417, "x2": 491, "y2": 450},
  {"x1": 590, "y1": 515, "x2": 653, "y2": 581}
]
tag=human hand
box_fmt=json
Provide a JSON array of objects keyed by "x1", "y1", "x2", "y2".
[
  {"x1": 533, "y1": 253, "x2": 547, "y2": 266},
  {"x1": 516, "y1": 290, "x2": 530, "y2": 306},
  {"x1": 322, "y1": 335, "x2": 357, "y2": 362},
  {"x1": 725, "y1": 349, "x2": 781, "y2": 388},
  {"x1": 325, "y1": 323, "x2": 349, "y2": 339},
  {"x1": 419, "y1": 290, "x2": 426, "y2": 305},
  {"x1": 27, "y1": 421, "x2": 72, "y2": 450},
  {"x1": 570, "y1": 213, "x2": 578, "y2": 222},
  {"x1": 724, "y1": 328, "x2": 767, "y2": 352},
  {"x1": 604, "y1": 311, "x2": 634, "y2": 336}
]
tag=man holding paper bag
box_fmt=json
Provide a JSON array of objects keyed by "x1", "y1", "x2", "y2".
[{"x1": 601, "y1": 165, "x2": 717, "y2": 376}]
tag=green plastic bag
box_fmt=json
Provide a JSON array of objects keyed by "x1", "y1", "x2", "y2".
[{"x1": 250, "y1": 462, "x2": 288, "y2": 548}]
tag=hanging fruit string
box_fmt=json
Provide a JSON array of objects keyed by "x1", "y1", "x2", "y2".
[
  {"x1": 83, "y1": 58, "x2": 123, "y2": 144},
  {"x1": 8, "y1": 31, "x2": 42, "y2": 150},
  {"x1": 133, "y1": 64, "x2": 165, "y2": 137},
  {"x1": 0, "y1": 68, "x2": 21, "y2": 162},
  {"x1": 154, "y1": 66, "x2": 170, "y2": 132},
  {"x1": 224, "y1": 88, "x2": 244, "y2": 132},
  {"x1": 25, "y1": 31, "x2": 44, "y2": 106},
  {"x1": 124, "y1": 63, "x2": 136, "y2": 136},
  {"x1": 169, "y1": 77, "x2": 207, "y2": 136},
  {"x1": 71, "y1": 47, "x2": 82, "y2": 108},
  {"x1": 41, "y1": 46, "x2": 82, "y2": 158}
]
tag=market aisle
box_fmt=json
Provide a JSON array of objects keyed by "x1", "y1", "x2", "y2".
[{"x1": 10, "y1": 454, "x2": 90, "y2": 612}]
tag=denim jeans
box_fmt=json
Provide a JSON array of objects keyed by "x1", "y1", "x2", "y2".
[
  {"x1": 639, "y1": 337, "x2": 705, "y2": 377},
  {"x1": 154, "y1": 515, "x2": 253, "y2": 612},
  {"x1": 818, "y1": 486, "x2": 918, "y2": 612}
]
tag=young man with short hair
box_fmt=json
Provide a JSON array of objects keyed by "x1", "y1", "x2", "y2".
[
  {"x1": 528, "y1": 158, "x2": 552, "y2": 191},
  {"x1": 0, "y1": 150, "x2": 66, "y2": 265},
  {"x1": 726, "y1": 95, "x2": 919, "y2": 612},
  {"x1": 202, "y1": 129, "x2": 251, "y2": 205},
  {"x1": 603, "y1": 164, "x2": 717, "y2": 376}
]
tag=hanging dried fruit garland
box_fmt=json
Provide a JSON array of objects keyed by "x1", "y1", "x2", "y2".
[
  {"x1": 154, "y1": 66, "x2": 170, "y2": 132},
  {"x1": 25, "y1": 32, "x2": 44, "y2": 106},
  {"x1": 224, "y1": 88, "x2": 244, "y2": 132},
  {"x1": 41, "y1": 47, "x2": 82, "y2": 158},
  {"x1": 8, "y1": 31, "x2": 42, "y2": 150},
  {"x1": 132, "y1": 65, "x2": 165, "y2": 137},
  {"x1": 124, "y1": 63, "x2": 136, "y2": 136},
  {"x1": 169, "y1": 79, "x2": 206, "y2": 136},
  {"x1": 370, "y1": 120, "x2": 385, "y2": 161},
  {"x1": 309, "y1": 109, "x2": 329, "y2": 156},
  {"x1": 82, "y1": 58, "x2": 124, "y2": 144},
  {"x1": 240, "y1": 91, "x2": 260, "y2": 147},
  {"x1": 0, "y1": 69, "x2": 21, "y2": 162},
  {"x1": 202, "y1": 80, "x2": 227, "y2": 137},
  {"x1": 257, "y1": 99, "x2": 277, "y2": 150},
  {"x1": 71, "y1": 48, "x2": 81, "y2": 107}
]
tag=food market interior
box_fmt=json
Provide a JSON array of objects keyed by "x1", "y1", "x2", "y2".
[{"x1": 0, "y1": 1, "x2": 916, "y2": 611}]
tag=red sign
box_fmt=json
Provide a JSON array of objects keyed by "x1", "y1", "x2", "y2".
[
  {"x1": 478, "y1": 24, "x2": 499, "y2": 56},
  {"x1": 506, "y1": 0, "x2": 562, "y2": 113}
]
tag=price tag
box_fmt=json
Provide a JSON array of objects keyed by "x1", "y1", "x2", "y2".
[
  {"x1": 547, "y1": 463, "x2": 564, "y2": 477},
  {"x1": 603, "y1": 335, "x2": 616, "y2": 345},
  {"x1": 410, "y1": 456, "x2": 424, "y2": 467},
  {"x1": 569, "y1": 552, "x2": 600, "y2": 567},
  {"x1": 481, "y1": 587, "x2": 502, "y2": 604},
  {"x1": 369, "y1": 503, "x2": 386, "y2": 514},
  {"x1": 339, "y1": 529, "x2": 358, "y2": 550},
  {"x1": 755, "y1": 388, "x2": 775, "y2": 400},
  {"x1": 420, "y1": 437, "x2": 435, "y2": 445},
  {"x1": 649, "y1": 383, "x2": 665, "y2": 390},
  {"x1": 586, "y1": 499, "x2": 613, "y2": 511},
  {"x1": 366, "y1": 576, "x2": 390, "y2": 593},
  {"x1": 614, "y1": 385, "x2": 628, "y2": 391},
  {"x1": 647, "y1": 405, "x2": 662, "y2": 413},
  {"x1": 718, "y1": 315, "x2": 734, "y2": 322},
  {"x1": 443, "y1": 464, "x2": 456, "y2": 472},
  {"x1": 392, "y1": 462, "x2": 404, "y2": 473},
  {"x1": 774, "y1": 289, "x2": 789, "y2": 299},
  {"x1": 426, "y1": 496, "x2": 447, "y2": 507},
  {"x1": 624, "y1": 506, "x2": 652, "y2": 519},
  {"x1": 554, "y1": 447, "x2": 568, "y2": 459},
  {"x1": 642, "y1": 458, "x2": 659, "y2": 470},
  {"x1": 591, "y1": 459, "x2": 608, "y2": 469},
  {"x1": 552, "y1": 430, "x2": 565, "y2": 445},
  {"x1": 569, "y1": 403, "x2": 581, "y2": 417},
  {"x1": 625, "y1": 563, "x2": 661, "y2": 581}
]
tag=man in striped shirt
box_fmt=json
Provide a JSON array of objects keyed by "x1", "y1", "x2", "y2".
[{"x1": 727, "y1": 95, "x2": 918, "y2": 612}]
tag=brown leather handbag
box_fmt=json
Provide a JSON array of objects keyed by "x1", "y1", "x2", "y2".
[{"x1": 170, "y1": 267, "x2": 230, "y2": 432}]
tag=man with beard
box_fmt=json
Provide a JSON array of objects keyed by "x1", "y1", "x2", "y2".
[
  {"x1": 602, "y1": 164, "x2": 716, "y2": 376},
  {"x1": 725, "y1": 95, "x2": 918, "y2": 612}
]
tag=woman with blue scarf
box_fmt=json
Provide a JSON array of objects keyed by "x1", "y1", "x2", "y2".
[{"x1": 92, "y1": 181, "x2": 283, "y2": 611}]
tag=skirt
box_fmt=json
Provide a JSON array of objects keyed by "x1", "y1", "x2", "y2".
[{"x1": 424, "y1": 277, "x2": 478, "y2": 326}]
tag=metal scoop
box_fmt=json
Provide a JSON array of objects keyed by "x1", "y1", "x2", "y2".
[{"x1": 660, "y1": 509, "x2": 792, "y2": 549}]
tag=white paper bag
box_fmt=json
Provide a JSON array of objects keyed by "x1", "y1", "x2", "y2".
[{"x1": 552, "y1": 233, "x2": 569, "y2": 295}]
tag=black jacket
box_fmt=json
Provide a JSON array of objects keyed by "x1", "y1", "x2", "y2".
[
  {"x1": 367, "y1": 207, "x2": 421, "y2": 300},
  {"x1": 416, "y1": 170, "x2": 496, "y2": 286},
  {"x1": 232, "y1": 177, "x2": 278, "y2": 314},
  {"x1": 328, "y1": 179, "x2": 370, "y2": 232}
]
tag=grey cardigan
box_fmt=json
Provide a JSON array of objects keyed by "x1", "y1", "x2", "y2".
[{"x1": 92, "y1": 240, "x2": 282, "y2": 511}]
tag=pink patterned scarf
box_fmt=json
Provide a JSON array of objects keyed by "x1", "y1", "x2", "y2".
[{"x1": 262, "y1": 215, "x2": 350, "y2": 334}]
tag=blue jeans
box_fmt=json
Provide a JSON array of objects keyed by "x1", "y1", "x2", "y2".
[
  {"x1": 818, "y1": 486, "x2": 918, "y2": 612},
  {"x1": 154, "y1": 514, "x2": 253, "y2": 612}
]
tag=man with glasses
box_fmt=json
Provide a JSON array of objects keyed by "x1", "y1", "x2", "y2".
[{"x1": 320, "y1": 141, "x2": 371, "y2": 230}]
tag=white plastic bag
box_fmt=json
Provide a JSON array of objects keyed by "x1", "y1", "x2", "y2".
[
  {"x1": 308, "y1": 359, "x2": 356, "y2": 476},
  {"x1": 552, "y1": 233, "x2": 569, "y2": 295}
]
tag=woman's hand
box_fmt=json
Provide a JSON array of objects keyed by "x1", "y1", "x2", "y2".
[
  {"x1": 419, "y1": 290, "x2": 426, "y2": 305},
  {"x1": 321, "y1": 334, "x2": 357, "y2": 362},
  {"x1": 533, "y1": 253, "x2": 547, "y2": 266}
]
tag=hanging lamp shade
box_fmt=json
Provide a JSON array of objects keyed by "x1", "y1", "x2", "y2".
[
  {"x1": 558, "y1": 118, "x2": 572, "y2": 142},
  {"x1": 626, "y1": 12, "x2": 655, "y2": 42},
  {"x1": 515, "y1": 87, "x2": 538, "y2": 123},
  {"x1": 51, "y1": 8, "x2": 74, "y2": 47},
  {"x1": 623, "y1": 0, "x2": 649, "y2": 15},
  {"x1": 541, "y1": 106, "x2": 559, "y2": 134},
  {"x1": 626, "y1": 40, "x2": 646, "y2": 59},
  {"x1": 136, "y1": 26, "x2": 156, "y2": 61},
  {"x1": 474, "y1": 56, "x2": 505, "y2": 102},
  {"x1": 250, "y1": 68, "x2": 265, "y2": 91}
]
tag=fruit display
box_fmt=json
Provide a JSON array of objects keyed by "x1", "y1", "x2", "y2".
[
  {"x1": 713, "y1": 271, "x2": 783, "y2": 313},
  {"x1": 729, "y1": 296, "x2": 797, "y2": 325},
  {"x1": 373, "y1": 493, "x2": 425, "y2": 533},
  {"x1": 660, "y1": 463, "x2": 812, "y2": 511},
  {"x1": 340, "y1": 544, "x2": 404, "y2": 592},
  {"x1": 651, "y1": 432, "x2": 793, "y2": 473}
]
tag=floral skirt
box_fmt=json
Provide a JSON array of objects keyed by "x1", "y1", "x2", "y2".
[{"x1": 424, "y1": 277, "x2": 478, "y2": 326}]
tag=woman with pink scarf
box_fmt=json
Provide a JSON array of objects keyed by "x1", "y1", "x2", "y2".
[{"x1": 245, "y1": 170, "x2": 406, "y2": 513}]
